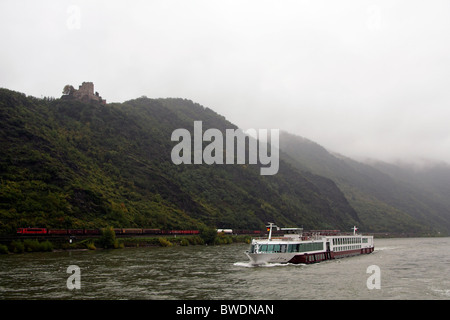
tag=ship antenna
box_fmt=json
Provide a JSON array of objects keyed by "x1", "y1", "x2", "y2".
[{"x1": 268, "y1": 222, "x2": 274, "y2": 241}]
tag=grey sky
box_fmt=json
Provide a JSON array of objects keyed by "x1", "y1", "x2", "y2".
[{"x1": 1, "y1": 0, "x2": 450, "y2": 165}]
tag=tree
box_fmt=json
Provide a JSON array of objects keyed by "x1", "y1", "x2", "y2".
[
  {"x1": 199, "y1": 226, "x2": 217, "y2": 245},
  {"x1": 62, "y1": 85, "x2": 75, "y2": 95},
  {"x1": 98, "y1": 226, "x2": 117, "y2": 248}
]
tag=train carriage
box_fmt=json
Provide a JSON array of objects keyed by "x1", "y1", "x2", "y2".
[{"x1": 17, "y1": 228, "x2": 47, "y2": 234}]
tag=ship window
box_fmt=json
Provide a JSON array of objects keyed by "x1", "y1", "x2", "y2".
[
  {"x1": 273, "y1": 244, "x2": 281, "y2": 252},
  {"x1": 267, "y1": 244, "x2": 274, "y2": 252},
  {"x1": 260, "y1": 245, "x2": 267, "y2": 252},
  {"x1": 280, "y1": 244, "x2": 287, "y2": 253},
  {"x1": 298, "y1": 242, "x2": 324, "y2": 252}
]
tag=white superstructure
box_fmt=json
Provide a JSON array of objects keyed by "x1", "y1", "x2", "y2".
[{"x1": 245, "y1": 223, "x2": 374, "y2": 265}]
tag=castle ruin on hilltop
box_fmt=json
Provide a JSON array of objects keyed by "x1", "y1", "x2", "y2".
[{"x1": 62, "y1": 82, "x2": 106, "y2": 105}]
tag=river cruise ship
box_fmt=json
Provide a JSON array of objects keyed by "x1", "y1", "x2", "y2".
[{"x1": 245, "y1": 223, "x2": 374, "y2": 265}]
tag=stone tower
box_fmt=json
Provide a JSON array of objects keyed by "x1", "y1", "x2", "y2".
[{"x1": 64, "y1": 82, "x2": 106, "y2": 104}]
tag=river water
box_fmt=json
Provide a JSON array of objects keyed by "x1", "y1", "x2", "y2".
[{"x1": 1, "y1": 237, "x2": 449, "y2": 300}]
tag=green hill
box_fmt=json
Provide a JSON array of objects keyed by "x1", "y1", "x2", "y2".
[
  {"x1": 0, "y1": 88, "x2": 360, "y2": 234},
  {"x1": 279, "y1": 131, "x2": 450, "y2": 235},
  {"x1": 2, "y1": 88, "x2": 448, "y2": 236}
]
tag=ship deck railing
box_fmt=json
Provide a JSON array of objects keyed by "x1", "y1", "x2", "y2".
[{"x1": 252, "y1": 236, "x2": 311, "y2": 241}]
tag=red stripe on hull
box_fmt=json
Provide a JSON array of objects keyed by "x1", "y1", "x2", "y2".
[
  {"x1": 331, "y1": 249, "x2": 361, "y2": 259},
  {"x1": 288, "y1": 247, "x2": 374, "y2": 264}
]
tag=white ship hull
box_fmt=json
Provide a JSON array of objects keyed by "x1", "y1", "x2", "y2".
[
  {"x1": 245, "y1": 251, "x2": 297, "y2": 265},
  {"x1": 246, "y1": 224, "x2": 374, "y2": 265}
]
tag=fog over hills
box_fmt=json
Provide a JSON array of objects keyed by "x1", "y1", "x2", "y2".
[
  {"x1": 279, "y1": 131, "x2": 450, "y2": 234},
  {"x1": 2, "y1": 1, "x2": 450, "y2": 167}
]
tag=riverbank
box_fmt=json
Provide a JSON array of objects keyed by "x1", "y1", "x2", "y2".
[
  {"x1": 0, "y1": 233, "x2": 252, "y2": 254},
  {"x1": 3, "y1": 230, "x2": 444, "y2": 255}
]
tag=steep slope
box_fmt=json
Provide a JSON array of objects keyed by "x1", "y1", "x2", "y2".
[
  {"x1": 0, "y1": 89, "x2": 360, "y2": 233},
  {"x1": 279, "y1": 131, "x2": 450, "y2": 235}
]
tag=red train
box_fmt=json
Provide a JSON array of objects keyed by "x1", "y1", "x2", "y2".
[
  {"x1": 16, "y1": 227, "x2": 201, "y2": 236},
  {"x1": 113, "y1": 229, "x2": 200, "y2": 235},
  {"x1": 16, "y1": 228, "x2": 265, "y2": 236},
  {"x1": 17, "y1": 228, "x2": 47, "y2": 234}
]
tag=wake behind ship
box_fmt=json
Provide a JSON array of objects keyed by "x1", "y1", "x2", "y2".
[{"x1": 246, "y1": 223, "x2": 374, "y2": 265}]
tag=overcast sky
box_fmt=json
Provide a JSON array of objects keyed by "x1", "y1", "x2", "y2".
[{"x1": 1, "y1": 0, "x2": 450, "y2": 165}]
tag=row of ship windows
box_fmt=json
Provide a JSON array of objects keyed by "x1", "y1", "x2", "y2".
[
  {"x1": 252, "y1": 242, "x2": 324, "y2": 254},
  {"x1": 334, "y1": 245, "x2": 361, "y2": 252},
  {"x1": 332, "y1": 237, "x2": 368, "y2": 245}
]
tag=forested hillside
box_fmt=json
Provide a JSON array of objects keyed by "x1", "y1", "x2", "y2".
[
  {"x1": 0, "y1": 88, "x2": 360, "y2": 234},
  {"x1": 2, "y1": 88, "x2": 448, "y2": 236},
  {"x1": 279, "y1": 131, "x2": 450, "y2": 235}
]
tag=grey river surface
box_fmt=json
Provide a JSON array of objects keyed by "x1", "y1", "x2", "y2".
[{"x1": 1, "y1": 237, "x2": 450, "y2": 300}]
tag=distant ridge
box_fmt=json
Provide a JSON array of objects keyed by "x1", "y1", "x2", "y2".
[{"x1": 279, "y1": 131, "x2": 450, "y2": 235}]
